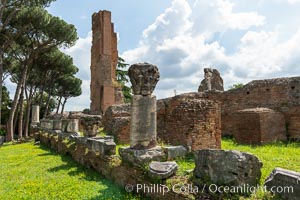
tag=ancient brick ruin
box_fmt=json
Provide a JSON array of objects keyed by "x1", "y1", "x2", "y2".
[
  {"x1": 198, "y1": 68, "x2": 224, "y2": 92},
  {"x1": 206, "y1": 76, "x2": 300, "y2": 143},
  {"x1": 103, "y1": 93, "x2": 221, "y2": 151},
  {"x1": 232, "y1": 108, "x2": 286, "y2": 144},
  {"x1": 103, "y1": 68, "x2": 300, "y2": 147},
  {"x1": 157, "y1": 93, "x2": 221, "y2": 150},
  {"x1": 90, "y1": 10, "x2": 123, "y2": 114}
]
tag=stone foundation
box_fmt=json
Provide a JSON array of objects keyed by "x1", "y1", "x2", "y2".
[
  {"x1": 35, "y1": 130, "x2": 191, "y2": 200},
  {"x1": 232, "y1": 108, "x2": 287, "y2": 144},
  {"x1": 46, "y1": 112, "x2": 102, "y2": 137}
]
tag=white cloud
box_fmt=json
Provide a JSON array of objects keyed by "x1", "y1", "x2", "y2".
[
  {"x1": 287, "y1": 0, "x2": 300, "y2": 4},
  {"x1": 228, "y1": 28, "x2": 300, "y2": 79},
  {"x1": 191, "y1": 0, "x2": 265, "y2": 35},
  {"x1": 62, "y1": 32, "x2": 92, "y2": 111},
  {"x1": 122, "y1": 0, "x2": 300, "y2": 99},
  {"x1": 142, "y1": 0, "x2": 193, "y2": 42},
  {"x1": 63, "y1": 31, "x2": 92, "y2": 81}
]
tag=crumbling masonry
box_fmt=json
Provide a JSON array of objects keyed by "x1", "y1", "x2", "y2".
[{"x1": 90, "y1": 10, "x2": 123, "y2": 114}]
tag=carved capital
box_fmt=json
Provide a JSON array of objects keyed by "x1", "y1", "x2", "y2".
[{"x1": 128, "y1": 63, "x2": 160, "y2": 96}]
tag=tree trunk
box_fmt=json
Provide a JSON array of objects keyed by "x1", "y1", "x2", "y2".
[
  {"x1": 43, "y1": 90, "x2": 52, "y2": 118},
  {"x1": 24, "y1": 86, "x2": 34, "y2": 137},
  {"x1": 13, "y1": 100, "x2": 19, "y2": 137},
  {"x1": 6, "y1": 65, "x2": 28, "y2": 141},
  {"x1": 0, "y1": 48, "x2": 3, "y2": 125},
  {"x1": 39, "y1": 86, "x2": 44, "y2": 107},
  {"x1": 56, "y1": 96, "x2": 62, "y2": 114},
  {"x1": 18, "y1": 84, "x2": 25, "y2": 139},
  {"x1": 60, "y1": 97, "x2": 67, "y2": 114}
]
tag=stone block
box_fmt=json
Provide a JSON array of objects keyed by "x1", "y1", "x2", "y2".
[
  {"x1": 265, "y1": 168, "x2": 300, "y2": 200},
  {"x1": 66, "y1": 119, "x2": 79, "y2": 133},
  {"x1": 40, "y1": 119, "x2": 53, "y2": 130},
  {"x1": 163, "y1": 146, "x2": 188, "y2": 160},
  {"x1": 61, "y1": 119, "x2": 68, "y2": 132},
  {"x1": 130, "y1": 95, "x2": 157, "y2": 149},
  {"x1": 233, "y1": 108, "x2": 287, "y2": 144},
  {"x1": 119, "y1": 146, "x2": 166, "y2": 167},
  {"x1": 149, "y1": 161, "x2": 178, "y2": 180},
  {"x1": 68, "y1": 112, "x2": 102, "y2": 137},
  {"x1": 71, "y1": 136, "x2": 88, "y2": 145},
  {"x1": 53, "y1": 120, "x2": 62, "y2": 130},
  {"x1": 87, "y1": 136, "x2": 116, "y2": 155},
  {"x1": 103, "y1": 104, "x2": 131, "y2": 143},
  {"x1": 194, "y1": 149, "x2": 262, "y2": 186}
]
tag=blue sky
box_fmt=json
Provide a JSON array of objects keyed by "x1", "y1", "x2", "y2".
[
  {"x1": 7, "y1": 0, "x2": 300, "y2": 111},
  {"x1": 47, "y1": 0, "x2": 173, "y2": 52}
]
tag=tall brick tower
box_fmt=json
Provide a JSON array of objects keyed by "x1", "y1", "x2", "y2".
[{"x1": 90, "y1": 10, "x2": 123, "y2": 114}]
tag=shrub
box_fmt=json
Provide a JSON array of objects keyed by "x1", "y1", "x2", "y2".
[{"x1": 0, "y1": 129, "x2": 6, "y2": 136}]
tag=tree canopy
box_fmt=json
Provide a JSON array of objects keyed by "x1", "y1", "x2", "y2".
[
  {"x1": 116, "y1": 57, "x2": 132, "y2": 103},
  {"x1": 0, "y1": 1, "x2": 82, "y2": 141}
]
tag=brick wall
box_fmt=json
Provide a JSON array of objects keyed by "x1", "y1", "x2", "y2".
[
  {"x1": 90, "y1": 10, "x2": 123, "y2": 114},
  {"x1": 232, "y1": 108, "x2": 286, "y2": 144},
  {"x1": 104, "y1": 93, "x2": 221, "y2": 150},
  {"x1": 157, "y1": 94, "x2": 221, "y2": 150},
  {"x1": 206, "y1": 77, "x2": 300, "y2": 140}
]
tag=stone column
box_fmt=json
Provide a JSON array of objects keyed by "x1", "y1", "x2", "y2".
[
  {"x1": 128, "y1": 63, "x2": 160, "y2": 149},
  {"x1": 31, "y1": 105, "x2": 40, "y2": 125}
]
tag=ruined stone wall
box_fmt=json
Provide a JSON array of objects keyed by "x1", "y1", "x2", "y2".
[
  {"x1": 37, "y1": 131, "x2": 190, "y2": 200},
  {"x1": 104, "y1": 93, "x2": 221, "y2": 150},
  {"x1": 207, "y1": 77, "x2": 300, "y2": 140},
  {"x1": 198, "y1": 68, "x2": 224, "y2": 92},
  {"x1": 90, "y1": 10, "x2": 123, "y2": 114},
  {"x1": 157, "y1": 93, "x2": 221, "y2": 150},
  {"x1": 103, "y1": 104, "x2": 131, "y2": 143}
]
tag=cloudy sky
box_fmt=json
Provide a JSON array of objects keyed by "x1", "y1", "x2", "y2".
[{"x1": 11, "y1": 0, "x2": 300, "y2": 111}]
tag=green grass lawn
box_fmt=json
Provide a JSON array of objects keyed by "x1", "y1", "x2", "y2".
[
  {"x1": 1, "y1": 139, "x2": 299, "y2": 200},
  {"x1": 222, "y1": 138, "x2": 300, "y2": 183},
  {"x1": 0, "y1": 142, "x2": 141, "y2": 200},
  {"x1": 177, "y1": 138, "x2": 300, "y2": 182}
]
